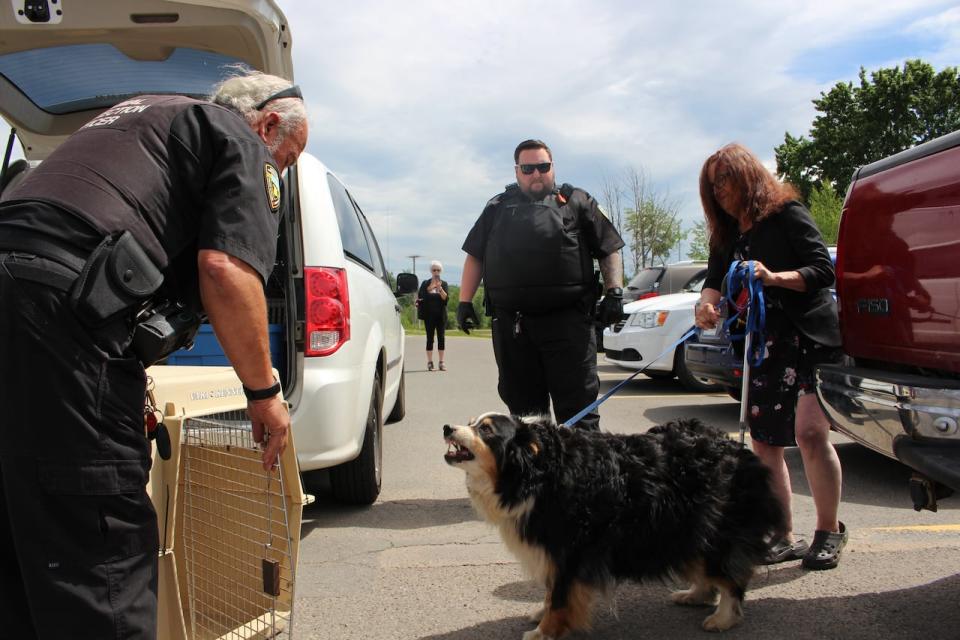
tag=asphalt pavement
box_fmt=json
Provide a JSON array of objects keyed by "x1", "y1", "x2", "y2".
[{"x1": 294, "y1": 336, "x2": 960, "y2": 639}]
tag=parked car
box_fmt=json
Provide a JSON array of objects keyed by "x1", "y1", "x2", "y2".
[
  {"x1": 624, "y1": 261, "x2": 708, "y2": 303},
  {"x1": 596, "y1": 260, "x2": 708, "y2": 352},
  {"x1": 684, "y1": 248, "x2": 836, "y2": 401},
  {"x1": 815, "y1": 130, "x2": 960, "y2": 510},
  {"x1": 0, "y1": 0, "x2": 417, "y2": 505},
  {"x1": 603, "y1": 272, "x2": 721, "y2": 392},
  {"x1": 682, "y1": 311, "x2": 743, "y2": 400}
]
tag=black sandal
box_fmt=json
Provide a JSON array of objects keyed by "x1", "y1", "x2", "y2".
[
  {"x1": 802, "y1": 522, "x2": 848, "y2": 570},
  {"x1": 763, "y1": 537, "x2": 809, "y2": 565}
]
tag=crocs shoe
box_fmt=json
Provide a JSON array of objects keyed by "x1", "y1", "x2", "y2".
[
  {"x1": 802, "y1": 522, "x2": 848, "y2": 570},
  {"x1": 763, "y1": 537, "x2": 809, "y2": 565}
]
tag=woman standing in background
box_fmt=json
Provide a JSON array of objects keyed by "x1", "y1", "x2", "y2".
[{"x1": 418, "y1": 260, "x2": 449, "y2": 371}]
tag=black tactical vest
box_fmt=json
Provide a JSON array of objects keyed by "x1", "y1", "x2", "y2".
[
  {"x1": 483, "y1": 184, "x2": 594, "y2": 312},
  {"x1": 5, "y1": 95, "x2": 214, "y2": 270}
]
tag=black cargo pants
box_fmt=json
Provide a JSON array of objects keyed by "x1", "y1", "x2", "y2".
[
  {"x1": 0, "y1": 253, "x2": 158, "y2": 639},
  {"x1": 491, "y1": 305, "x2": 600, "y2": 430}
]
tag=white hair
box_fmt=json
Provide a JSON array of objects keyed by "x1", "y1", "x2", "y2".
[
  {"x1": 210, "y1": 67, "x2": 307, "y2": 139},
  {"x1": 431, "y1": 260, "x2": 443, "y2": 272}
]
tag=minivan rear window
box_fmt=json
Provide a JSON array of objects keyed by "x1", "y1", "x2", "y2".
[{"x1": 0, "y1": 44, "x2": 241, "y2": 114}]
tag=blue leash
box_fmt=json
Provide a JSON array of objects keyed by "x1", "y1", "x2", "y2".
[
  {"x1": 564, "y1": 260, "x2": 766, "y2": 430},
  {"x1": 724, "y1": 260, "x2": 766, "y2": 368},
  {"x1": 564, "y1": 326, "x2": 698, "y2": 428}
]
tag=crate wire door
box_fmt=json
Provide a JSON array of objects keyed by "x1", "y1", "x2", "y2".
[{"x1": 180, "y1": 411, "x2": 296, "y2": 639}]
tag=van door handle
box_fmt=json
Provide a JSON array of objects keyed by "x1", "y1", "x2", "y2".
[{"x1": 394, "y1": 304, "x2": 401, "y2": 313}]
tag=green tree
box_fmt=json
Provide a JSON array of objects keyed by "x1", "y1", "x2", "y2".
[
  {"x1": 398, "y1": 279, "x2": 490, "y2": 332},
  {"x1": 622, "y1": 166, "x2": 683, "y2": 272},
  {"x1": 807, "y1": 180, "x2": 842, "y2": 245},
  {"x1": 687, "y1": 221, "x2": 710, "y2": 261},
  {"x1": 433, "y1": 284, "x2": 488, "y2": 332},
  {"x1": 774, "y1": 132, "x2": 817, "y2": 203},
  {"x1": 599, "y1": 173, "x2": 627, "y2": 273},
  {"x1": 776, "y1": 60, "x2": 960, "y2": 198}
]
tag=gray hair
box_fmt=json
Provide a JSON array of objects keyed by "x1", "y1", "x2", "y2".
[
  {"x1": 430, "y1": 260, "x2": 443, "y2": 272},
  {"x1": 210, "y1": 67, "x2": 307, "y2": 141}
]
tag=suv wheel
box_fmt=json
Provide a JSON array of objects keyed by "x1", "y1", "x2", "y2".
[
  {"x1": 675, "y1": 344, "x2": 722, "y2": 393},
  {"x1": 330, "y1": 368, "x2": 383, "y2": 505},
  {"x1": 386, "y1": 367, "x2": 406, "y2": 423}
]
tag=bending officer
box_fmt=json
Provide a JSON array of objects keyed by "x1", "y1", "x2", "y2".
[{"x1": 0, "y1": 69, "x2": 308, "y2": 638}]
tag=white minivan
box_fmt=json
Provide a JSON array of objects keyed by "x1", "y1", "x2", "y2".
[{"x1": 0, "y1": 0, "x2": 416, "y2": 504}]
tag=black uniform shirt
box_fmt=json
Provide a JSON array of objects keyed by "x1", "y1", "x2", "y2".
[
  {"x1": 462, "y1": 185, "x2": 624, "y2": 260},
  {"x1": 0, "y1": 95, "x2": 281, "y2": 285}
]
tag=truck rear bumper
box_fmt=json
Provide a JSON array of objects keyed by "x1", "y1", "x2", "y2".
[
  {"x1": 816, "y1": 363, "x2": 960, "y2": 491},
  {"x1": 894, "y1": 439, "x2": 960, "y2": 494}
]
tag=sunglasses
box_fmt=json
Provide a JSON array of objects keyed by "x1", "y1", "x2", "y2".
[
  {"x1": 255, "y1": 84, "x2": 303, "y2": 110},
  {"x1": 713, "y1": 171, "x2": 732, "y2": 192},
  {"x1": 431, "y1": 269, "x2": 441, "y2": 272},
  {"x1": 517, "y1": 162, "x2": 552, "y2": 175}
]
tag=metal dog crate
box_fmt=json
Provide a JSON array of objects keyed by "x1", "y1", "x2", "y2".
[{"x1": 146, "y1": 366, "x2": 305, "y2": 640}]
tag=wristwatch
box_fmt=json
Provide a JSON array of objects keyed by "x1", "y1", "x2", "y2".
[
  {"x1": 243, "y1": 377, "x2": 282, "y2": 401},
  {"x1": 606, "y1": 287, "x2": 623, "y2": 297}
]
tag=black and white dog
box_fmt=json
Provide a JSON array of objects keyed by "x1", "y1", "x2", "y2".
[{"x1": 444, "y1": 413, "x2": 783, "y2": 639}]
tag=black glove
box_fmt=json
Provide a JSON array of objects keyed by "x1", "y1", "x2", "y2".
[
  {"x1": 457, "y1": 301, "x2": 480, "y2": 334},
  {"x1": 597, "y1": 288, "x2": 625, "y2": 326}
]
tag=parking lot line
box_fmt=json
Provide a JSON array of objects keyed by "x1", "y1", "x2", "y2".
[{"x1": 869, "y1": 524, "x2": 960, "y2": 532}]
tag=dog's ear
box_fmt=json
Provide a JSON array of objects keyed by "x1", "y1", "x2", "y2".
[
  {"x1": 496, "y1": 425, "x2": 542, "y2": 504},
  {"x1": 510, "y1": 422, "x2": 541, "y2": 457}
]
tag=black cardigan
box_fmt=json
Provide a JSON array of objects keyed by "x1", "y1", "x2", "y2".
[
  {"x1": 704, "y1": 201, "x2": 840, "y2": 347},
  {"x1": 417, "y1": 279, "x2": 449, "y2": 319}
]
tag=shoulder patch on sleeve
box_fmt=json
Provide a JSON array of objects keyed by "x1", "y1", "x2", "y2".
[{"x1": 264, "y1": 163, "x2": 281, "y2": 213}]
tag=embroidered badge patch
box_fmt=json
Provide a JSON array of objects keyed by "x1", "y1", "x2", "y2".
[{"x1": 264, "y1": 163, "x2": 281, "y2": 213}]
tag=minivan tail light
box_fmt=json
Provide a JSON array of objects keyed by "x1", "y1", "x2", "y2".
[{"x1": 304, "y1": 267, "x2": 350, "y2": 356}]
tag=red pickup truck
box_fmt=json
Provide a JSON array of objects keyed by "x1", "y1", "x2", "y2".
[{"x1": 816, "y1": 129, "x2": 960, "y2": 511}]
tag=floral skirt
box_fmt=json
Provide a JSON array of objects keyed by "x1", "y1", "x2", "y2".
[{"x1": 738, "y1": 318, "x2": 842, "y2": 447}]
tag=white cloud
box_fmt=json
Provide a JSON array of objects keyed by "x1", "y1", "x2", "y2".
[{"x1": 907, "y1": 6, "x2": 960, "y2": 67}]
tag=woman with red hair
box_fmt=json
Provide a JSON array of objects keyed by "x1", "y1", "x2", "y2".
[{"x1": 693, "y1": 143, "x2": 847, "y2": 570}]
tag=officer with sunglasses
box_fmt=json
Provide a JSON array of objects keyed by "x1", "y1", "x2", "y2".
[{"x1": 459, "y1": 139, "x2": 625, "y2": 430}]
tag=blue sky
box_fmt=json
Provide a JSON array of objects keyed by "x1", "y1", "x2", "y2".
[{"x1": 3, "y1": 1, "x2": 959, "y2": 284}]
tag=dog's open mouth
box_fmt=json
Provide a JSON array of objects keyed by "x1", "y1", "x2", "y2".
[{"x1": 444, "y1": 441, "x2": 475, "y2": 463}]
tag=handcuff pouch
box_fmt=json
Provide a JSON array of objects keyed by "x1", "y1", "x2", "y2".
[{"x1": 71, "y1": 231, "x2": 164, "y2": 327}]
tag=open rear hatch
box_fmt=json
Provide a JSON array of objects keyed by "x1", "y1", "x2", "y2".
[
  {"x1": 0, "y1": 0, "x2": 301, "y2": 388},
  {"x1": 0, "y1": 0, "x2": 292, "y2": 160}
]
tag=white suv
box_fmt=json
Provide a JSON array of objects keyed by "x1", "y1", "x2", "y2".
[
  {"x1": 0, "y1": 0, "x2": 415, "y2": 504},
  {"x1": 274, "y1": 153, "x2": 415, "y2": 504}
]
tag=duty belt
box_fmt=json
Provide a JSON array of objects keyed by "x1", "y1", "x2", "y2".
[{"x1": 0, "y1": 228, "x2": 87, "y2": 292}]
